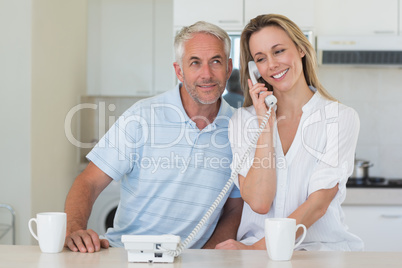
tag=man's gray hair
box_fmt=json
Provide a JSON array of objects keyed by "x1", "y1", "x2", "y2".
[{"x1": 174, "y1": 21, "x2": 231, "y2": 66}]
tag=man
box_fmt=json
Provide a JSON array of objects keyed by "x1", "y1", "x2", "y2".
[{"x1": 64, "y1": 21, "x2": 243, "y2": 253}]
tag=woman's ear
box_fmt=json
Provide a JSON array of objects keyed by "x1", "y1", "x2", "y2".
[{"x1": 299, "y1": 47, "x2": 306, "y2": 58}]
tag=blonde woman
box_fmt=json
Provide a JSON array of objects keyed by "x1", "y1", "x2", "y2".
[{"x1": 216, "y1": 14, "x2": 363, "y2": 251}]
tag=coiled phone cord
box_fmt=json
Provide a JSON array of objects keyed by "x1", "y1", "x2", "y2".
[{"x1": 167, "y1": 105, "x2": 274, "y2": 257}]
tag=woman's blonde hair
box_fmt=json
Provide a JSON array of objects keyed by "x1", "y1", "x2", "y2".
[{"x1": 240, "y1": 14, "x2": 336, "y2": 107}]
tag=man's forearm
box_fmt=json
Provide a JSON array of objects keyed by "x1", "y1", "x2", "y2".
[
  {"x1": 202, "y1": 198, "x2": 243, "y2": 249},
  {"x1": 65, "y1": 162, "x2": 113, "y2": 234},
  {"x1": 64, "y1": 177, "x2": 96, "y2": 234}
]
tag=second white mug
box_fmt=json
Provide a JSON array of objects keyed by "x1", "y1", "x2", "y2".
[
  {"x1": 265, "y1": 218, "x2": 307, "y2": 261},
  {"x1": 28, "y1": 212, "x2": 67, "y2": 253}
]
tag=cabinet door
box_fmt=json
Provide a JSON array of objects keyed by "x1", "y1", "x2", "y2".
[
  {"x1": 87, "y1": 0, "x2": 153, "y2": 96},
  {"x1": 174, "y1": 0, "x2": 243, "y2": 31},
  {"x1": 245, "y1": 0, "x2": 314, "y2": 29},
  {"x1": 155, "y1": 0, "x2": 175, "y2": 94},
  {"x1": 342, "y1": 205, "x2": 402, "y2": 251},
  {"x1": 400, "y1": 1, "x2": 402, "y2": 35},
  {"x1": 315, "y1": 0, "x2": 398, "y2": 35}
]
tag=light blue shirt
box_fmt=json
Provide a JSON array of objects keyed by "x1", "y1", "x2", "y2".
[{"x1": 87, "y1": 84, "x2": 241, "y2": 248}]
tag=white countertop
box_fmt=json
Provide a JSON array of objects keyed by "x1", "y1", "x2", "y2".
[
  {"x1": 1, "y1": 245, "x2": 402, "y2": 268},
  {"x1": 344, "y1": 188, "x2": 402, "y2": 206}
]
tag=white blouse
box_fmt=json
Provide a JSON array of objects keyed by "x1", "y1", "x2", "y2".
[{"x1": 229, "y1": 90, "x2": 364, "y2": 251}]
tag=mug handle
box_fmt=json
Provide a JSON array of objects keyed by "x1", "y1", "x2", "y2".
[
  {"x1": 294, "y1": 224, "x2": 307, "y2": 249},
  {"x1": 28, "y1": 218, "x2": 39, "y2": 241}
]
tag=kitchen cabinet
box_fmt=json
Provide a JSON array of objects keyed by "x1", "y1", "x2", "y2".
[
  {"x1": 87, "y1": 0, "x2": 175, "y2": 96},
  {"x1": 173, "y1": 0, "x2": 244, "y2": 31},
  {"x1": 342, "y1": 205, "x2": 402, "y2": 251},
  {"x1": 315, "y1": 0, "x2": 399, "y2": 35},
  {"x1": 400, "y1": 0, "x2": 402, "y2": 35},
  {"x1": 245, "y1": 0, "x2": 314, "y2": 29}
]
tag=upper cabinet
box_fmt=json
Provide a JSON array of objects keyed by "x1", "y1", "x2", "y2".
[
  {"x1": 314, "y1": 0, "x2": 399, "y2": 35},
  {"x1": 87, "y1": 0, "x2": 175, "y2": 96},
  {"x1": 400, "y1": 0, "x2": 402, "y2": 35},
  {"x1": 245, "y1": 0, "x2": 314, "y2": 29},
  {"x1": 87, "y1": 0, "x2": 402, "y2": 96},
  {"x1": 174, "y1": 0, "x2": 315, "y2": 31},
  {"x1": 173, "y1": 0, "x2": 244, "y2": 31}
]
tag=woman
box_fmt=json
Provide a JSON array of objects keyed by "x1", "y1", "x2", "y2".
[{"x1": 217, "y1": 14, "x2": 363, "y2": 251}]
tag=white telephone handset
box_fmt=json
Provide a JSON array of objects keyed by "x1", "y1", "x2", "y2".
[
  {"x1": 122, "y1": 62, "x2": 277, "y2": 263},
  {"x1": 248, "y1": 61, "x2": 277, "y2": 107}
]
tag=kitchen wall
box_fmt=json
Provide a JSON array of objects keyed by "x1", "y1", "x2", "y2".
[
  {"x1": 318, "y1": 67, "x2": 402, "y2": 178},
  {"x1": 87, "y1": 0, "x2": 402, "y2": 178},
  {"x1": 1, "y1": 0, "x2": 401, "y2": 246},
  {"x1": 0, "y1": 0, "x2": 32, "y2": 245},
  {"x1": 30, "y1": 0, "x2": 87, "y2": 230},
  {"x1": 0, "y1": 0, "x2": 87, "y2": 245}
]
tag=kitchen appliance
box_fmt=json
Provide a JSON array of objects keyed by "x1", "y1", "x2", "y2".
[
  {"x1": 347, "y1": 178, "x2": 402, "y2": 188},
  {"x1": 317, "y1": 35, "x2": 402, "y2": 66},
  {"x1": 351, "y1": 159, "x2": 373, "y2": 180},
  {"x1": 87, "y1": 180, "x2": 120, "y2": 235}
]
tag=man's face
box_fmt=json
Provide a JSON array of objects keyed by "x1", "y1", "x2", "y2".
[{"x1": 174, "y1": 33, "x2": 232, "y2": 105}]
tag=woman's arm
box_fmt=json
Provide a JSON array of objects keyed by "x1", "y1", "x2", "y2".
[
  {"x1": 216, "y1": 184, "x2": 339, "y2": 250},
  {"x1": 288, "y1": 184, "x2": 338, "y2": 238},
  {"x1": 238, "y1": 129, "x2": 276, "y2": 214},
  {"x1": 237, "y1": 80, "x2": 277, "y2": 214}
]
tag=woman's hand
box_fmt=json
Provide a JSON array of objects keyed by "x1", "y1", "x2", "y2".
[
  {"x1": 248, "y1": 79, "x2": 276, "y2": 127},
  {"x1": 215, "y1": 239, "x2": 254, "y2": 250}
]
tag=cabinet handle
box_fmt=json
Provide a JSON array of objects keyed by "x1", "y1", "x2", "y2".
[
  {"x1": 218, "y1": 20, "x2": 240, "y2": 24},
  {"x1": 374, "y1": 30, "x2": 395, "y2": 34},
  {"x1": 380, "y1": 214, "x2": 402, "y2": 219}
]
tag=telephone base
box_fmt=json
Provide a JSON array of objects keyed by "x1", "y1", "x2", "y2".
[{"x1": 121, "y1": 235, "x2": 180, "y2": 263}]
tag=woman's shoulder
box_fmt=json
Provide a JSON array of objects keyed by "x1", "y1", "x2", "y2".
[{"x1": 314, "y1": 93, "x2": 360, "y2": 122}]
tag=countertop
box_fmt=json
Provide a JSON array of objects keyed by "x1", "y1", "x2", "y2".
[
  {"x1": 343, "y1": 188, "x2": 402, "y2": 206},
  {"x1": 1, "y1": 246, "x2": 402, "y2": 268}
]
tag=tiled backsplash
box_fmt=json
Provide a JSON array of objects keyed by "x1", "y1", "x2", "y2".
[{"x1": 318, "y1": 67, "x2": 402, "y2": 178}]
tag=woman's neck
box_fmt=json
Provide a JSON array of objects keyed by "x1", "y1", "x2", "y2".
[{"x1": 275, "y1": 84, "x2": 314, "y2": 118}]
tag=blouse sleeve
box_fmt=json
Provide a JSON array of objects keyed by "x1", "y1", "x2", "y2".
[{"x1": 307, "y1": 103, "x2": 360, "y2": 198}]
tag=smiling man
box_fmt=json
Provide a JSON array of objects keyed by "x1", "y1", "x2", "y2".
[{"x1": 64, "y1": 21, "x2": 243, "y2": 253}]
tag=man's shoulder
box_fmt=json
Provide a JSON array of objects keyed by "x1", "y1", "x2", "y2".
[{"x1": 124, "y1": 88, "x2": 179, "y2": 115}]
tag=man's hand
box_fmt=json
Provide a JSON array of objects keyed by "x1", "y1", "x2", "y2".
[
  {"x1": 65, "y1": 229, "x2": 109, "y2": 253},
  {"x1": 64, "y1": 162, "x2": 113, "y2": 253}
]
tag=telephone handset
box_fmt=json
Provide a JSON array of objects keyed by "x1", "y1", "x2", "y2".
[
  {"x1": 248, "y1": 61, "x2": 277, "y2": 107},
  {"x1": 122, "y1": 62, "x2": 277, "y2": 263}
]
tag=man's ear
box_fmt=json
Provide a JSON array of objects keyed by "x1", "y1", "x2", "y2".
[{"x1": 173, "y1": 62, "x2": 184, "y2": 82}]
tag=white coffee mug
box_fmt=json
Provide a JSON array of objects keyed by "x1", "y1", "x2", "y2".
[
  {"x1": 28, "y1": 212, "x2": 67, "y2": 253},
  {"x1": 265, "y1": 218, "x2": 307, "y2": 261}
]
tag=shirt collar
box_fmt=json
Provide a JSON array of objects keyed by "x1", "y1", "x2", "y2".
[
  {"x1": 163, "y1": 83, "x2": 190, "y2": 123},
  {"x1": 302, "y1": 86, "x2": 321, "y2": 112},
  {"x1": 163, "y1": 83, "x2": 234, "y2": 128}
]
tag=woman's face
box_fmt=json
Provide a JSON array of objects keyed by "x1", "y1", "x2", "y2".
[{"x1": 249, "y1": 26, "x2": 305, "y2": 93}]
